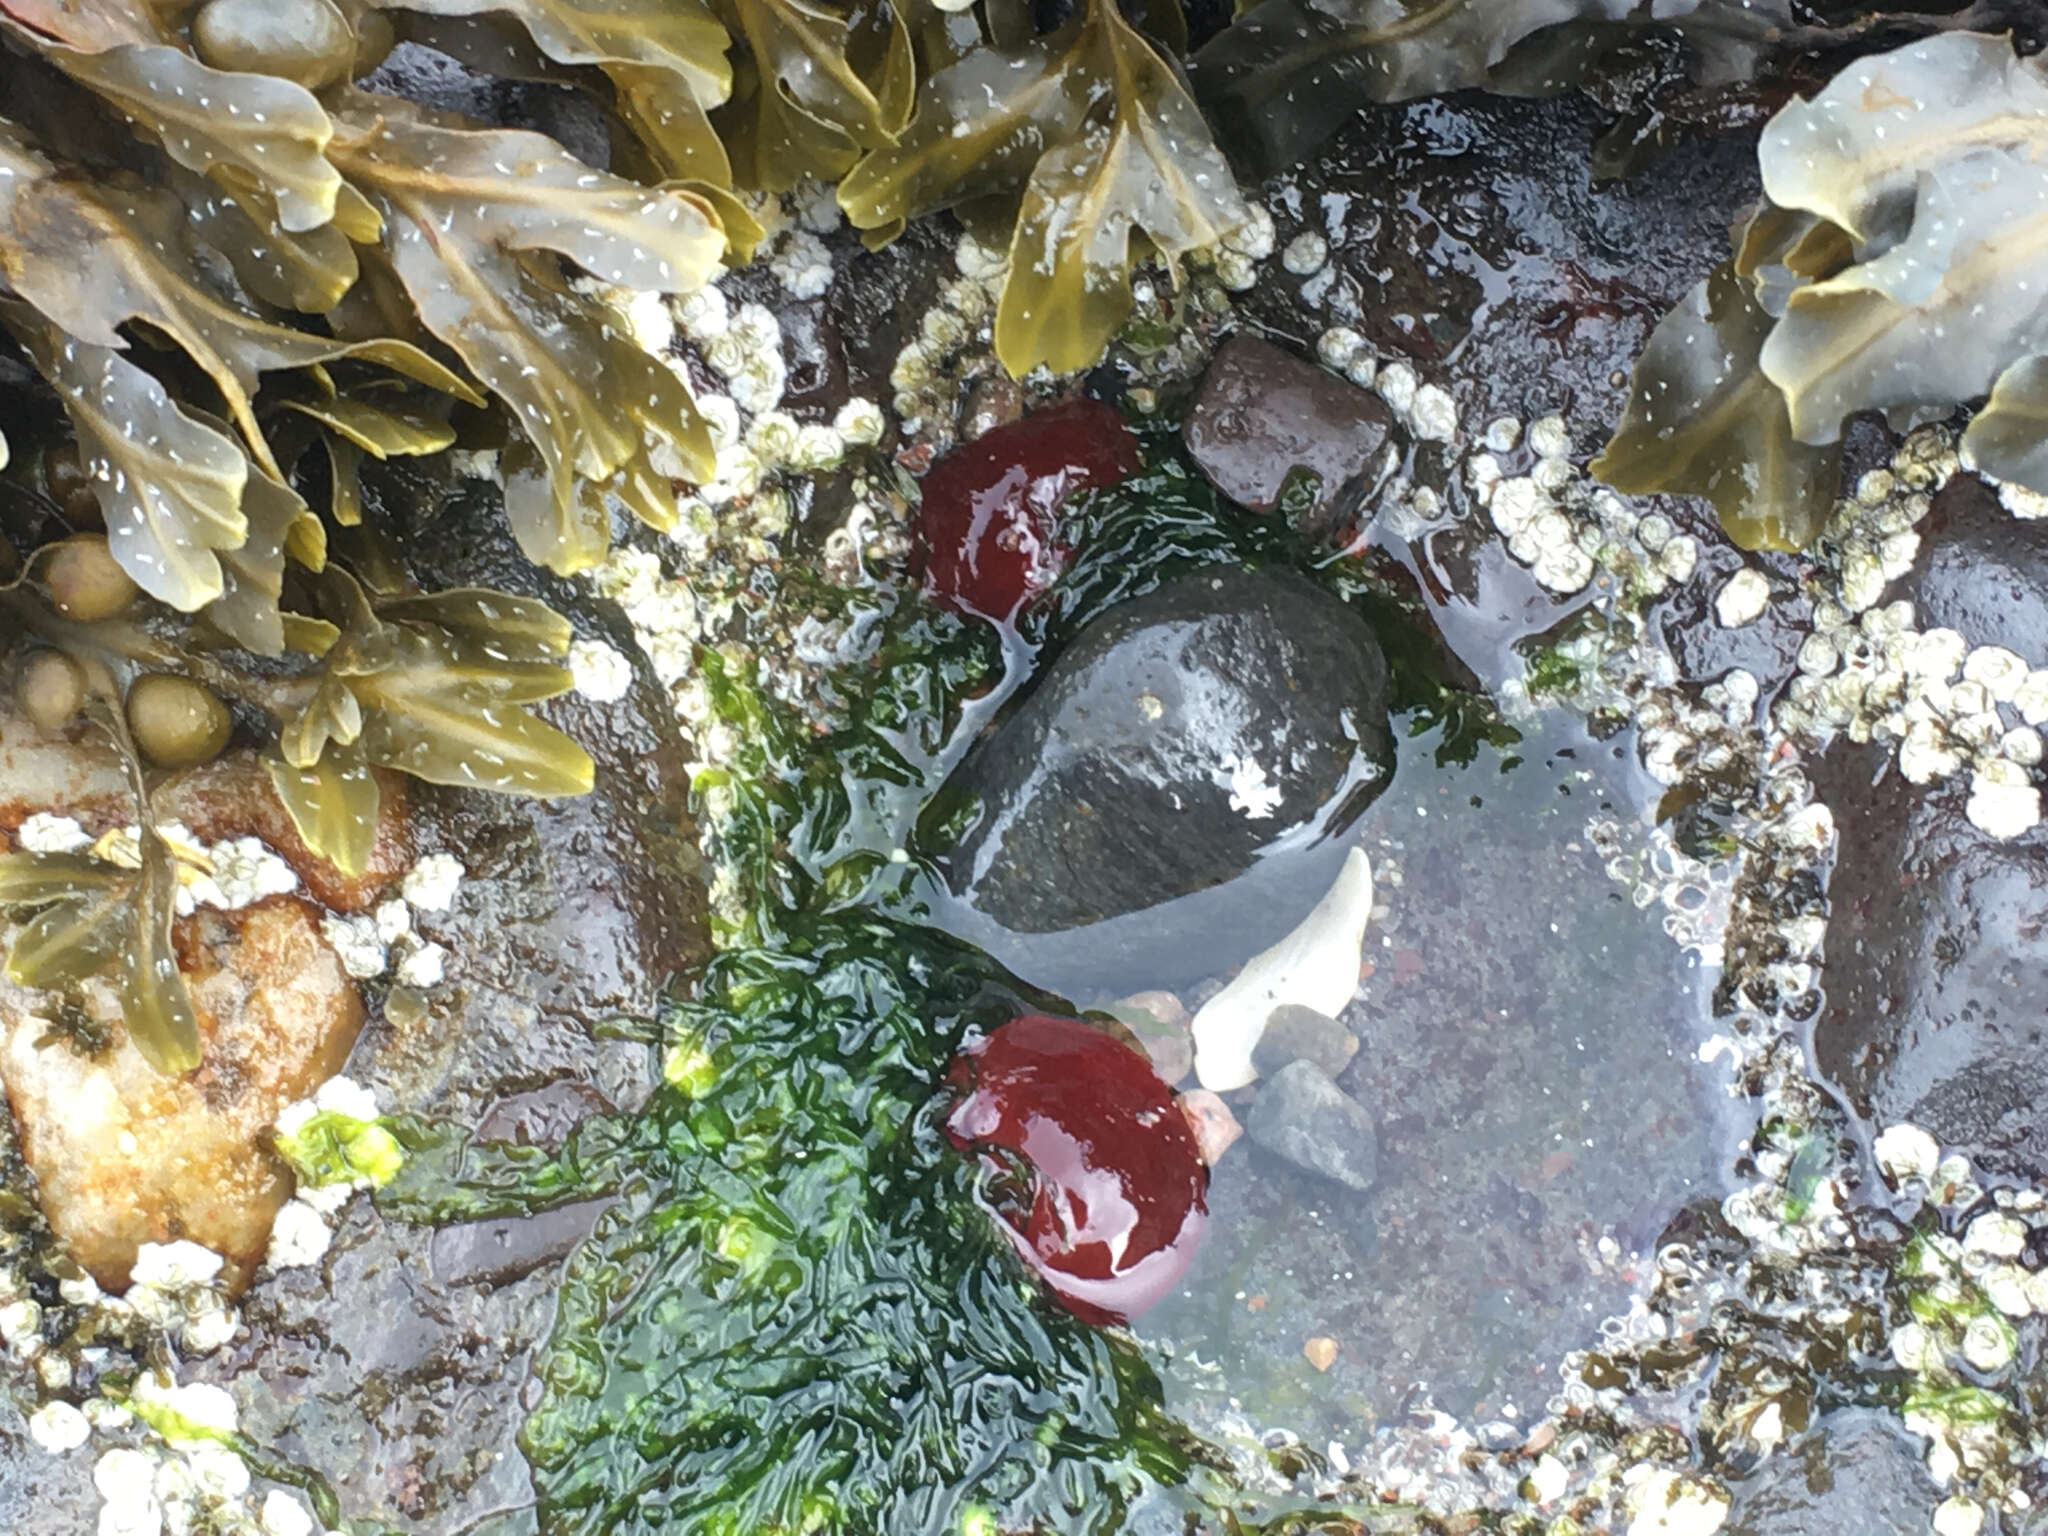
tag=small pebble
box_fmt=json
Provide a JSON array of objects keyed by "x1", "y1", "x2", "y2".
[
  {"x1": 1302, "y1": 1336, "x2": 1339, "y2": 1371},
  {"x1": 1177, "y1": 1090, "x2": 1243, "y2": 1165}
]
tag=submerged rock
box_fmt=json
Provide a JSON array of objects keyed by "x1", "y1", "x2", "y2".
[
  {"x1": 1244, "y1": 1059, "x2": 1379, "y2": 1193},
  {"x1": 1814, "y1": 740, "x2": 2048, "y2": 1181},
  {"x1": 927, "y1": 565, "x2": 1395, "y2": 996},
  {"x1": 1192, "y1": 847, "x2": 1375, "y2": 1090},
  {"x1": 1252, "y1": 1004, "x2": 1361, "y2": 1080},
  {"x1": 1727, "y1": 1410, "x2": 1938, "y2": 1536},
  {"x1": 1183, "y1": 334, "x2": 1397, "y2": 538}
]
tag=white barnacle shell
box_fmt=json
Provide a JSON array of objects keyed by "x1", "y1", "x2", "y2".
[{"x1": 1190, "y1": 847, "x2": 1374, "y2": 1091}]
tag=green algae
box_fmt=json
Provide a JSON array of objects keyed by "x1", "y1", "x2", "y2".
[
  {"x1": 520, "y1": 916, "x2": 1222, "y2": 1536},
  {"x1": 275, "y1": 1109, "x2": 406, "y2": 1193}
]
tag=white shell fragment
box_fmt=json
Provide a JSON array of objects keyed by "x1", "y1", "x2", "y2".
[{"x1": 1190, "y1": 847, "x2": 1375, "y2": 1091}]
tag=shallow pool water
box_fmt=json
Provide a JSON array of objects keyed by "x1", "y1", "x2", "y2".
[{"x1": 1136, "y1": 712, "x2": 1741, "y2": 1443}]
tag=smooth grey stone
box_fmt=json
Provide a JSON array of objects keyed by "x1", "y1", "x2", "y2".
[{"x1": 1246, "y1": 1060, "x2": 1379, "y2": 1193}]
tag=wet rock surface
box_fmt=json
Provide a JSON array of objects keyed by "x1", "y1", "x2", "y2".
[
  {"x1": 1244, "y1": 1059, "x2": 1378, "y2": 1192},
  {"x1": 1812, "y1": 740, "x2": 2048, "y2": 1181},
  {"x1": 1726, "y1": 1410, "x2": 1940, "y2": 1536},
  {"x1": 1655, "y1": 543, "x2": 1813, "y2": 694},
  {"x1": 927, "y1": 564, "x2": 1394, "y2": 995},
  {"x1": 1905, "y1": 473, "x2": 2048, "y2": 664},
  {"x1": 0, "y1": 1395, "x2": 94, "y2": 1536},
  {"x1": 1182, "y1": 334, "x2": 1397, "y2": 537},
  {"x1": 366, "y1": 463, "x2": 711, "y2": 1113}
]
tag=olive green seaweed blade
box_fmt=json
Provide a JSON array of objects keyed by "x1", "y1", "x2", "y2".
[
  {"x1": 337, "y1": 108, "x2": 719, "y2": 569},
  {"x1": 267, "y1": 750, "x2": 382, "y2": 878},
  {"x1": 353, "y1": 695, "x2": 595, "y2": 796},
  {"x1": 120, "y1": 827, "x2": 202, "y2": 1075},
  {"x1": 282, "y1": 676, "x2": 366, "y2": 769},
  {"x1": 6, "y1": 895, "x2": 130, "y2": 990},
  {"x1": 0, "y1": 0, "x2": 160, "y2": 49},
  {"x1": 375, "y1": 589, "x2": 576, "y2": 662},
  {"x1": 177, "y1": 172, "x2": 361, "y2": 313},
  {"x1": 995, "y1": 36, "x2": 1249, "y2": 379},
  {"x1": 1591, "y1": 261, "x2": 1840, "y2": 552},
  {"x1": 1758, "y1": 153, "x2": 2048, "y2": 447},
  {"x1": 40, "y1": 39, "x2": 342, "y2": 233},
  {"x1": 332, "y1": 111, "x2": 725, "y2": 292},
  {"x1": 211, "y1": 466, "x2": 324, "y2": 657},
  {"x1": 0, "y1": 175, "x2": 468, "y2": 482},
  {"x1": 11, "y1": 321, "x2": 250, "y2": 610},
  {"x1": 716, "y1": 0, "x2": 911, "y2": 191},
  {"x1": 390, "y1": 0, "x2": 735, "y2": 111},
  {"x1": 0, "y1": 852, "x2": 123, "y2": 909},
  {"x1": 282, "y1": 397, "x2": 458, "y2": 460},
  {"x1": 1757, "y1": 30, "x2": 2048, "y2": 246},
  {"x1": 0, "y1": 837, "x2": 197, "y2": 1072},
  {"x1": 835, "y1": 27, "x2": 1095, "y2": 237},
  {"x1": 1961, "y1": 354, "x2": 2048, "y2": 494}
]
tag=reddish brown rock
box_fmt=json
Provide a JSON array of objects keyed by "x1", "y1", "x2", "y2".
[
  {"x1": 1182, "y1": 333, "x2": 1397, "y2": 537},
  {"x1": 0, "y1": 706, "x2": 409, "y2": 913}
]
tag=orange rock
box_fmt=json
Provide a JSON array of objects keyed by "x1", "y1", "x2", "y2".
[
  {"x1": 171, "y1": 757, "x2": 411, "y2": 913},
  {"x1": 1177, "y1": 1088, "x2": 1244, "y2": 1165},
  {"x1": 0, "y1": 695, "x2": 408, "y2": 914},
  {"x1": 1303, "y1": 1335, "x2": 1339, "y2": 1372},
  {"x1": 1, "y1": 899, "x2": 366, "y2": 1294}
]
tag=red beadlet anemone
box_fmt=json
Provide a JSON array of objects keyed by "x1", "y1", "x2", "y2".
[
  {"x1": 912, "y1": 399, "x2": 1140, "y2": 622},
  {"x1": 945, "y1": 1013, "x2": 1208, "y2": 1326}
]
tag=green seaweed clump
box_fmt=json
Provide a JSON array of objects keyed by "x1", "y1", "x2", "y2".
[{"x1": 513, "y1": 914, "x2": 1212, "y2": 1536}]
